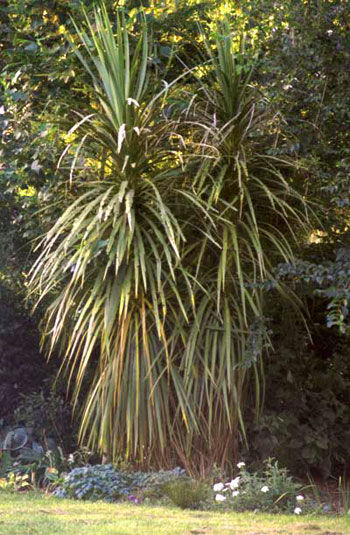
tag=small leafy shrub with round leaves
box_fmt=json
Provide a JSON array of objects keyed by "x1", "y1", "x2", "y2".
[
  {"x1": 54, "y1": 464, "x2": 186, "y2": 502},
  {"x1": 53, "y1": 465, "x2": 131, "y2": 501}
]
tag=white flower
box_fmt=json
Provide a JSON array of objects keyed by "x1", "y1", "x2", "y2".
[
  {"x1": 296, "y1": 495, "x2": 304, "y2": 501},
  {"x1": 213, "y1": 482, "x2": 224, "y2": 492},
  {"x1": 229, "y1": 477, "x2": 240, "y2": 489},
  {"x1": 215, "y1": 494, "x2": 226, "y2": 502},
  {"x1": 261, "y1": 486, "x2": 269, "y2": 493},
  {"x1": 117, "y1": 123, "x2": 126, "y2": 153},
  {"x1": 232, "y1": 491, "x2": 240, "y2": 497},
  {"x1": 126, "y1": 98, "x2": 140, "y2": 107},
  {"x1": 294, "y1": 507, "x2": 302, "y2": 515},
  {"x1": 237, "y1": 462, "x2": 246, "y2": 469}
]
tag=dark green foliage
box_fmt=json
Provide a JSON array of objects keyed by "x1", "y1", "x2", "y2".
[
  {"x1": 274, "y1": 257, "x2": 350, "y2": 333},
  {"x1": 0, "y1": 285, "x2": 76, "y2": 452},
  {"x1": 0, "y1": 451, "x2": 12, "y2": 478},
  {"x1": 164, "y1": 479, "x2": 209, "y2": 509},
  {"x1": 0, "y1": 0, "x2": 97, "y2": 285},
  {"x1": 0, "y1": 287, "x2": 47, "y2": 419},
  {"x1": 246, "y1": 318, "x2": 350, "y2": 477},
  {"x1": 13, "y1": 389, "x2": 76, "y2": 453},
  {"x1": 0, "y1": 0, "x2": 95, "y2": 451},
  {"x1": 238, "y1": 0, "x2": 350, "y2": 478}
]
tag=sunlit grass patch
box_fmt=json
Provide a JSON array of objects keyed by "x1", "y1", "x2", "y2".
[{"x1": 0, "y1": 492, "x2": 350, "y2": 535}]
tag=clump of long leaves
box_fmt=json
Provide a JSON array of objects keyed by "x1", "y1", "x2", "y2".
[
  {"x1": 165, "y1": 19, "x2": 311, "y2": 469},
  {"x1": 29, "y1": 5, "x2": 310, "y2": 474},
  {"x1": 29, "y1": 4, "x2": 197, "y2": 466}
]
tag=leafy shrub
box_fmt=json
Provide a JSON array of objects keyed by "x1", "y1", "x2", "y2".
[
  {"x1": 245, "y1": 321, "x2": 350, "y2": 477},
  {"x1": 54, "y1": 465, "x2": 130, "y2": 501},
  {"x1": 13, "y1": 389, "x2": 76, "y2": 452},
  {"x1": 0, "y1": 444, "x2": 94, "y2": 492},
  {"x1": 9, "y1": 453, "x2": 56, "y2": 489},
  {"x1": 0, "y1": 472, "x2": 32, "y2": 492},
  {"x1": 213, "y1": 459, "x2": 312, "y2": 514},
  {"x1": 0, "y1": 288, "x2": 49, "y2": 420},
  {"x1": 126, "y1": 467, "x2": 186, "y2": 497},
  {"x1": 54, "y1": 465, "x2": 185, "y2": 502},
  {"x1": 164, "y1": 479, "x2": 209, "y2": 509},
  {"x1": 0, "y1": 451, "x2": 12, "y2": 478}
]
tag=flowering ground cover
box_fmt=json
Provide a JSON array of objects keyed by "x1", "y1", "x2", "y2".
[{"x1": 1, "y1": 491, "x2": 350, "y2": 535}]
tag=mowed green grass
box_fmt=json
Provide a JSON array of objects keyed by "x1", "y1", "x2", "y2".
[{"x1": 0, "y1": 491, "x2": 350, "y2": 535}]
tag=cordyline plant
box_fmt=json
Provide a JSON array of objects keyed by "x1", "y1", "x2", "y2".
[
  {"x1": 29, "y1": 4, "x2": 310, "y2": 475},
  {"x1": 170, "y1": 20, "x2": 311, "y2": 471}
]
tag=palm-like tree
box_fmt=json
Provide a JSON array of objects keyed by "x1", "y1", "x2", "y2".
[
  {"x1": 168, "y1": 21, "x2": 310, "y2": 469},
  {"x1": 29, "y1": 4, "x2": 198, "y2": 465},
  {"x1": 29, "y1": 7, "x2": 310, "y2": 473}
]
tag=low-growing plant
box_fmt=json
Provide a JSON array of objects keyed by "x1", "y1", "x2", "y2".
[
  {"x1": 164, "y1": 479, "x2": 209, "y2": 509},
  {"x1": 54, "y1": 465, "x2": 186, "y2": 502},
  {"x1": 126, "y1": 467, "x2": 187, "y2": 501},
  {"x1": 1, "y1": 446, "x2": 91, "y2": 491},
  {"x1": 213, "y1": 459, "x2": 312, "y2": 514},
  {"x1": 0, "y1": 472, "x2": 32, "y2": 492},
  {"x1": 10, "y1": 449, "x2": 65, "y2": 489},
  {"x1": 0, "y1": 450, "x2": 12, "y2": 478},
  {"x1": 54, "y1": 465, "x2": 131, "y2": 501}
]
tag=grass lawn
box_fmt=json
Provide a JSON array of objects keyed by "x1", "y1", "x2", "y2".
[{"x1": 0, "y1": 491, "x2": 349, "y2": 535}]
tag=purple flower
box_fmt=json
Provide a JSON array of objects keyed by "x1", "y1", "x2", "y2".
[{"x1": 128, "y1": 494, "x2": 140, "y2": 504}]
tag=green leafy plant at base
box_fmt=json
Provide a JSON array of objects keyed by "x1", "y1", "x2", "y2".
[
  {"x1": 213, "y1": 459, "x2": 312, "y2": 514},
  {"x1": 164, "y1": 479, "x2": 209, "y2": 509},
  {"x1": 53, "y1": 464, "x2": 186, "y2": 502},
  {"x1": 1, "y1": 444, "x2": 92, "y2": 492},
  {"x1": 9, "y1": 448, "x2": 70, "y2": 490},
  {"x1": 0, "y1": 472, "x2": 32, "y2": 492},
  {"x1": 0, "y1": 451, "x2": 12, "y2": 478}
]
